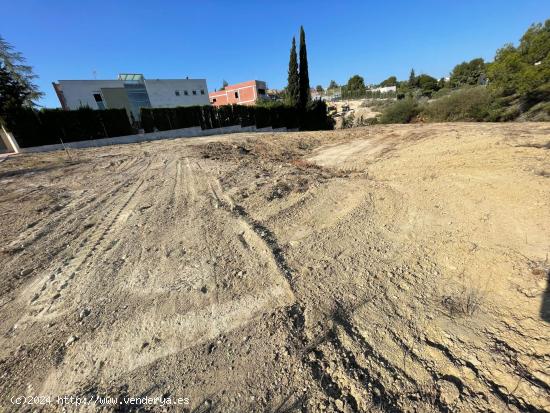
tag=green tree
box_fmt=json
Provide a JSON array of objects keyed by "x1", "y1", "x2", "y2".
[
  {"x1": 0, "y1": 63, "x2": 32, "y2": 122},
  {"x1": 487, "y1": 19, "x2": 550, "y2": 97},
  {"x1": 380, "y1": 98, "x2": 419, "y2": 124},
  {"x1": 416, "y1": 74, "x2": 440, "y2": 97},
  {"x1": 343, "y1": 75, "x2": 366, "y2": 98},
  {"x1": 298, "y1": 26, "x2": 311, "y2": 108},
  {"x1": 286, "y1": 37, "x2": 300, "y2": 106},
  {"x1": 409, "y1": 68, "x2": 417, "y2": 87},
  {"x1": 315, "y1": 85, "x2": 324, "y2": 93},
  {"x1": 518, "y1": 19, "x2": 550, "y2": 64},
  {"x1": 396, "y1": 80, "x2": 412, "y2": 99},
  {"x1": 487, "y1": 45, "x2": 532, "y2": 95},
  {"x1": 0, "y1": 35, "x2": 42, "y2": 107},
  {"x1": 327, "y1": 80, "x2": 339, "y2": 90},
  {"x1": 450, "y1": 58, "x2": 487, "y2": 87},
  {"x1": 380, "y1": 76, "x2": 397, "y2": 87}
]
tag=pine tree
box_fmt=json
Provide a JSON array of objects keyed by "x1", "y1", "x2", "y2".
[
  {"x1": 0, "y1": 63, "x2": 32, "y2": 121},
  {"x1": 286, "y1": 37, "x2": 300, "y2": 107},
  {"x1": 0, "y1": 36, "x2": 42, "y2": 106},
  {"x1": 298, "y1": 26, "x2": 311, "y2": 108}
]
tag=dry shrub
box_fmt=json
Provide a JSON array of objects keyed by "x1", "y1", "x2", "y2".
[
  {"x1": 442, "y1": 287, "x2": 485, "y2": 317},
  {"x1": 441, "y1": 272, "x2": 486, "y2": 317},
  {"x1": 379, "y1": 98, "x2": 420, "y2": 124},
  {"x1": 423, "y1": 86, "x2": 494, "y2": 122}
]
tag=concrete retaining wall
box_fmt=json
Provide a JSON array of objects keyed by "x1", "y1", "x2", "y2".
[
  {"x1": 19, "y1": 124, "x2": 289, "y2": 154},
  {"x1": 0, "y1": 124, "x2": 20, "y2": 154}
]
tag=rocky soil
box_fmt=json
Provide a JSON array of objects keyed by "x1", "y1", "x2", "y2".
[{"x1": 0, "y1": 123, "x2": 549, "y2": 412}]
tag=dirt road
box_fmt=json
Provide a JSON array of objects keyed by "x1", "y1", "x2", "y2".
[{"x1": 1, "y1": 123, "x2": 549, "y2": 412}]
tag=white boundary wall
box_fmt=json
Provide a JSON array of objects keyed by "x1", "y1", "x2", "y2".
[
  {"x1": 18, "y1": 124, "x2": 292, "y2": 154},
  {"x1": 0, "y1": 124, "x2": 20, "y2": 154}
]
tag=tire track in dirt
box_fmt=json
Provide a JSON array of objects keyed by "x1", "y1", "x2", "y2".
[
  {"x1": 0, "y1": 159, "x2": 152, "y2": 313},
  {"x1": 169, "y1": 159, "x2": 182, "y2": 208},
  {"x1": 203, "y1": 170, "x2": 364, "y2": 408},
  {"x1": 211, "y1": 172, "x2": 432, "y2": 411},
  {"x1": 230, "y1": 204, "x2": 294, "y2": 283},
  {"x1": 2, "y1": 123, "x2": 549, "y2": 411},
  {"x1": 18, "y1": 177, "x2": 145, "y2": 324},
  {"x1": 183, "y1": 157, "x2": 197, "y2": 202},
  {"x1": 38, "y1": 156, "x2": 296, "y2": 395},
  {"x1": 1, "y1": 186, "x2": 42, "y2": 204},
  {"x1": 208, "y1": 171, "x2": 376, "y2": 409},
  {"x1": 22, "y1": 160, "x2": 151, "y2": 297},
  {"x1": 3, "y1": 158, "x2": 149, "y2": 257},
  {"x1": 203, "y1": 169, "x2": 382, "y2": 409}
]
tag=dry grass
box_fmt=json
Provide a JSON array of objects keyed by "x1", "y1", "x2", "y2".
[
  {"x1": 441, "y1": 271, "x2": 486, "y2": 317},
  {"x1": 442, "y1": 286, "x2": 485, "y2": 317}
]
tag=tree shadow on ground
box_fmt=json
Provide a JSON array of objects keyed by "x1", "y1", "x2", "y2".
[{"x1": 0, "y1": 160, "x2": 81, "y2": 179}]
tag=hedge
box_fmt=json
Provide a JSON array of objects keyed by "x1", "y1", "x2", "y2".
[
  {"x1": 6, "y1": 102, "x2": 332, "y2": 148},
  {"x1": 301, "y1": 100, "x2": 335, "y2": 130},
  {"x1": 6, "y1": 107, "x2": 133, "y2": 148},
  {"x1": 140, "y1": 101, "x2": 331, "y2": 133}
]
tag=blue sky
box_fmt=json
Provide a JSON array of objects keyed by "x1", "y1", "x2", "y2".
[{"x1": 2, "y1": 0, "x2": 548, "y2": 108}]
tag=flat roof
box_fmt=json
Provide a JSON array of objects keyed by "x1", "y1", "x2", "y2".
[{"x1": 56, "y1": 78, "x2": 206, "y2": 82}]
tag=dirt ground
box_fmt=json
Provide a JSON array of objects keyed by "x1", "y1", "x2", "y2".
[
  {"x1": 0, "y1": 123, "x2": 549, "y2": 412},
  {"x1": 330, "y1": 99, "x2": 379, "y2": 128}
]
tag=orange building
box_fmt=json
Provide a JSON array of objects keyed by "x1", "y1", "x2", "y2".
[{"x1": 209, "y1": 80, "x2": 268, "y2": 106}]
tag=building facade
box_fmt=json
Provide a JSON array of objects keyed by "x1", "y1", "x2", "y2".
[
  {"x1": 53, "y1": 74, "x2": 210, "y2": 121},
  {"x1": 369, "y1": 85, "x2": 397, "y2": 94},
  {"x1": 209, "y1": 80, "x2": 268, "y2": 106}
]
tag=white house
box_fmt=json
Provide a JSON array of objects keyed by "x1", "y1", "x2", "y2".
[
  {"x1": 369, "y1": 85, "x2": 397, "y2": 94},
  {"x1": 53, "y1": 74, "x2": 210, "y2": 120}
]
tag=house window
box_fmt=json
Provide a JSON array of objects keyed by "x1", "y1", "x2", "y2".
[
  {"x1": 93, "y1": 93, "x2": 105, "y2": 110},
  {"x1": 192, "y1": 90, "x2": 197, "y2": 95},
  {"x1": 184, "y1": 90, "x2": 188, "y2": 95},
  {"x1": 201, "y1": 89, "x2": 205, "y2": 95},
  {"x1": 175, "y1": 90, "x2": 180, "y2": 96},
  {"x1": 212, "y1": 98, "x2": 217, "y2": 103},
  {"x1": 258, "y1": 88, "x2": 266, "y2": 95},
  {"x1": 234, "y1": 91, "x2": 239, "y2": 99}
]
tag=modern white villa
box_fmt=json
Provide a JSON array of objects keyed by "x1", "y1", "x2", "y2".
[{"x1": 53, "y1": 74, "x2": 210, "y2": 120}]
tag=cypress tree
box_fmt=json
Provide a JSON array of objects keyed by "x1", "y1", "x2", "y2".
[
  {"x1": 298, "y1": 26, "x2": 311, "y2": 108},
  {"x1": 409, "y1": 68, "x2": 416, "y2": 87},
  {"x1": 286, "y1": 37, "x2": 300, "y2": 107}
]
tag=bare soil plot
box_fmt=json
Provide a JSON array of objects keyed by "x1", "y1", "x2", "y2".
[{"x1": 0, "y1": 123, "x2": 549, "y2": 412}]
